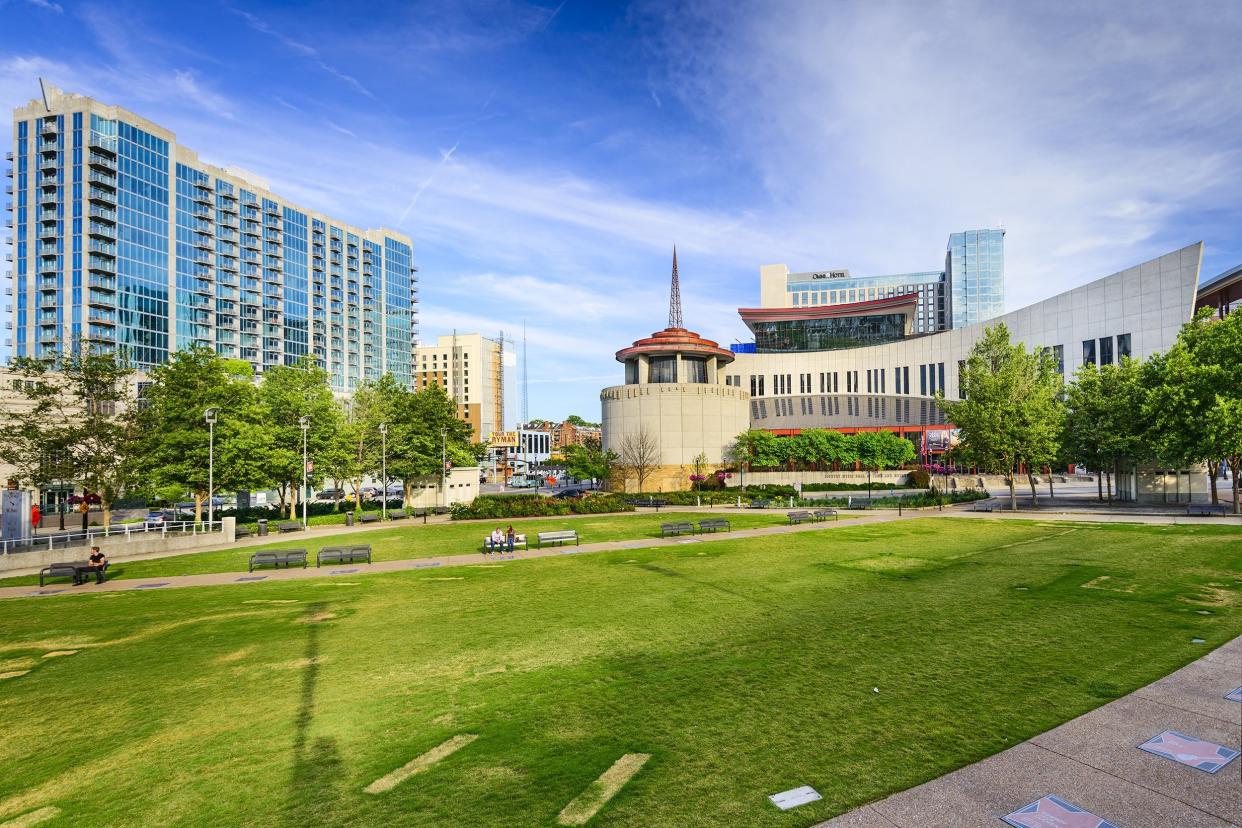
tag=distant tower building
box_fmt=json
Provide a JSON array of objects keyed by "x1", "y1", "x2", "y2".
[
  {"x1": 946, "y1": 228, "x2": 1005, "y2": 328},
  {"x1": 600, "y1": 250, "x2": 750, "y2": 492}
]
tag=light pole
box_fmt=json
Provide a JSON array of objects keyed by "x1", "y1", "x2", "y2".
[
  {"x1": 441, "y1": 426, "x2": 448, "y2": 509},
  {"x1": 379, "y1": 422, "x2": 388, "y2": 521},
  {"x1": 299, "y1": 415, "x2": 310, "y2": 527},
  {"x1": 205, "y1": 408, "x2": 218, "y2": 526}
]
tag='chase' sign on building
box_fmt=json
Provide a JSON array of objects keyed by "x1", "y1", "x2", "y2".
[{"x1": 810, "y1": 270, "x2": 850, "y2": 280}]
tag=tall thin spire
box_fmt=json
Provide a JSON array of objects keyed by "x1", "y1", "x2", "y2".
[{"x1": 668, "y1": 246, "x2": 683, "y2": 329}]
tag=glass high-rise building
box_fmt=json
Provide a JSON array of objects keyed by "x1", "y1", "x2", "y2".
[
  {"x1": 4, "y1": 85, "x2": 418, "y2": 392},
  {"x1": 946, "y1": 228, "x2": 1004, "y2": 328}
]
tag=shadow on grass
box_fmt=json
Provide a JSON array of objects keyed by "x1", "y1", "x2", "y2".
[{"x1": 287, "y1": 601, "x2": 348, "y2": 827}]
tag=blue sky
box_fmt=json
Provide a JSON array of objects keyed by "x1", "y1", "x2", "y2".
[{"x1": 2, "y1": 0, "x2": 1239, "y2": 424}]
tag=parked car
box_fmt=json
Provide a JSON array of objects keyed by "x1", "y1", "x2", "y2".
[
  {"x1": 143, "y1": 512, "x2": 165, "y2": 526},
  {"x1": 316, "y1": 489, "x2": 344, "y2": 502}
]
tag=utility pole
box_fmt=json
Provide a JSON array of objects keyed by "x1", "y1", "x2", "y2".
[
  {"x1": 441, "y1": 426, "x2": 448, "y2": 509},
  {"x1": 379, "y1": 422, "x2": 388, "y2": 521}
]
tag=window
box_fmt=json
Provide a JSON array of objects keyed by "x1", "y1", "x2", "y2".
[
  {"x1": 1052, "y1": 344, "x2": 1064, "y2": 374},
  {"x1": 920, "y1": 364, "x2": 927, "y2": 396},
  {"x1": 1099, "y1": 336, "x2": 1114, "y2": 366},
  {"x1": 866, "y1": 370, "x2": 872, "y2": 393},
  {"x1": 894, "y1": 368, "x2": 902, "y2": 394},
  {"x1": 846, "y1": 371, "x2": 853, "y2": 393},
  {"x1": 683, "y1": 357, "x2": 707, "y2": 383},
  {"x1": 832, "y1": 372, "x2": 839, "y2": 392},
  {"x1": 938, "y1": 363, "x2": 945, "y2": 395},
  {"x1": 879, "y1": 368, "x2": 885, "y2": 394},
  {"x1": 649, "y1": 356, "x2": 677, "y2": 383},
  {"x1": 750, "y1": 375, "x2": 757, "y2": 396},
  {"x1": 1117, "y1": 333, "x2": 1130, "y2": 360},
  {"x1": 1082, "y1": 339, "x2": 1096, "y2": 366},
  {"x1": 903, "y1": 366, "x2": 910, "y2": 395}
]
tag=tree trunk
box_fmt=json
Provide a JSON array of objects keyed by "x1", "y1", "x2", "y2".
[
  {"x1": 1008, "y1": 473, "x2": 1017, "y2": 511},
  {"x1": 193, "y1": 492, "x2": 204, "y2": 525},
  {"x1": 404, "y1": 480, "x2": 414, "y2": 510},
  {"x1": 1105, "y1": 470, "x2": 1112, "y2": 506},
  {"x1": 1209, "y1": 460, "x2": 1219, "y2": 505},
  {"x1": 102, "y1": 501, "x2": 113, "y2": 529},
  {"x1": 1231, "y1": 457, "x2": 1241, "y2": 515},
  {"x1": 1047, "y1": 475, "x2": 1054, "y2": 501},
  {"x1": 1027, "y1": 473, "x2": 1038, "y2": 506},
  {"x1": 1097, "y1": 471, "x2": 1103, "y2": 501}
]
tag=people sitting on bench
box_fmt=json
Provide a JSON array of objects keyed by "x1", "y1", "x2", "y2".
[
  {"x1": 86, "y1": 546, "x2": 108, "y2": 584},
  {"x1": 487, "y1": 527, "x2": 504, "y2": 555},
  {"x1": 505, "y1": 525, "x2": 516, "y2": 553}
]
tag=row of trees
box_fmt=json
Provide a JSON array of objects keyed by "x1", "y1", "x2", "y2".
[
  {"x1": 940, "y1": 308, "x2": 1242, "y2": 512},
  {"x1": 730, "y1": 428, "x2": 917, "y2": 473},
  {"x1": 0, "y1": 346, "x2": 479, "y2": 525}
]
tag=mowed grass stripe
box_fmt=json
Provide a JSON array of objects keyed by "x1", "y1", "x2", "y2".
[
  {"x1": 0, "y1": 807, "x2": 60, "y2": 827},
  {"x1": 363, "y1": 734, "x2": 479, "y2": 794},
  {"x1": 557, "y1": 753, "x2": 651, "y2": 826}
]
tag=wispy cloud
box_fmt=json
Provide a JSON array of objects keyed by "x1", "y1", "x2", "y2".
[
  {"x1": 25, "y1": 0, "x2": 63, "y2": 13},
  {"x1": 228, "y1": 7, "x2": 376, "y2": 99},
  {"x1": 325, "y1": 120, "x2": 357, "y2": 138}
]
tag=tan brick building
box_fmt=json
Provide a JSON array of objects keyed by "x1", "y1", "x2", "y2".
[{"x1": 413, "y1": 332, "x2": 504, "y2": 443}]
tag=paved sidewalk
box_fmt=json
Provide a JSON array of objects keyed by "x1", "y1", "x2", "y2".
[
  {"x1": 1, "y1": 511, "x2": 904, "y2": 600},
  {"x1": 817, "y1": 636, "x2": 1242, "y2": 828}
]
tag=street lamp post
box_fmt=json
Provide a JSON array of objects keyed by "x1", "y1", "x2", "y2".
[
  {"x1": 379, "y1": 422, "x2": 388, "y2": 521},
  {"x1": 205, "y1": 408, "x2": 218, "y2": 527},
  {"x1": 441, "y1": 426, "x2": 448, "y2": 509},
  {"x1": 299, "y1": 415, "x2": 310, "y2": 528}
]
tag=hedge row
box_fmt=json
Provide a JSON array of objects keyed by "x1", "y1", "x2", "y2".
[{"x1": 450, "y1": 494, "x2": 634, "y2": 520}]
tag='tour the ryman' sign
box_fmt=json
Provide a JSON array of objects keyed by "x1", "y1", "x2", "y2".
[{"x1": 489, "y1": 431, "x2": 519, "y2": 448}]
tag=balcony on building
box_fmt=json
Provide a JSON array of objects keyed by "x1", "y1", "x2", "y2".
[
  {"x1": 87, "y1": 256, "x2": 117, "y2": 274},
  {"x1": 39, "y1": 155, "x2": 58, "y2": 174},
  {"x1": 38, "y1": 274, "x2": 58, "y2": 291},
  {"x1": 88, "y1": 274, "x2": 117, "y2": 292},
  {"x1": 87, "y1": 134, "x2": 118, "y2": 156},
  {"x1": 88, "y1": 151, "x2": 116, "y2": 171},
  {"x1": 87, "y1": 289, "x2": 115, "y2": 307},
  {"x1": 192, "y1": 186, "x2": 212, "y2": 204},
  {"x1": 88, "y1": 220, "x2": 117, "y2": 239},
  {"x1": 39, "y1": 119, "x2": 58, "y2": 138},
  {"x1": 88, "y1": 308, "x2": 117, "y2": 326},
  {"x1": 87, "y1": 170, "x2": 117, "y2": 190},
  {"x1": 88, "y1": 205, "x2": 117, "y2": 223},
  {"x1": 87, "y1": 185, "x2": 113, "y2": 204},
  {"x1": 38, "y1": 173, "x2": 59, "y2": 189}
]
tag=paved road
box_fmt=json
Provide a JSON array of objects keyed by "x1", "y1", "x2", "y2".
[{"x1": 816, "y1": 635, "x2": 1242, "y2": 827}]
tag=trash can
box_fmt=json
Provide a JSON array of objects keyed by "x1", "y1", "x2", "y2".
[
  {"x1": 345, "y1": 512, "x2": 354, "y2": 527},
  {"x1": 257, "y1": 518, "x2": 269, "y2": 536}
]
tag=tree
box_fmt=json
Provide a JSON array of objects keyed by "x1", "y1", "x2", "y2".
[
  {"x1": 256, "y1": 362, "x2": 342, "y2": 518},
  {"x1": 381, "y1": 383, "x2": 474, "y2": 508},
  {"x1": 1063, "y1": 359, "x2": 1146, "y2": 504},
  {"x1": 563, "y1": 438, "x2": 616, "y2": 487},
  {"x1": 854, "y1": 431, "x2": 916, "y2": 498},
  {"x1": 566, "y1": 414, "x2": 600, "y2": 428},
  {"x1": 132, "y1": 348, "x2": 269, "y2": 523},
  {"x1": 0, "y1": 349, "x2": 138, "y2": 526},
  {"x1": 689, "y1": 451, "x2": 709, "y2": 491},
  {"x1": 617, "y1": 426, "x2": 661, "y2": 492},
  {"x1": 732, "y1": 429, "x2": 785, "y2": 470},
  {"x1": 938, "y1": 324, "x2": 1064, "y2": 510}
]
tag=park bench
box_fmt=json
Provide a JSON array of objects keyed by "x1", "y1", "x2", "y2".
[
  {"x1": 813, "y1": 509, "x2": 838, "y2": 522},
  {"x1": 316, "y1": 545, "x2": 372, "y2": 567},
  {"x1": 358, "y1": 512, "x2": 381, "y2": 523},
  {"x1": 1186, "y1": 503, "x2": 1229, "y2": 517},
  {"x1": 748, "y1": 498, "x2": 772, "y2": 509},
  {"x1": 248, "y1": 548, "x2": 308, "y2": 572},
  {"x1": 234, "y1": 524, "x2": 253, "y2": 539},
  {"x1": 660, "y1": 521, "x2": 696, "y2": 537},
  {"x1": 39, "y1": 561, "x2": 108, "y2": 587},
  {"x1": 388, "y1": 509, "x2": 409, "y2": 520},
  {"x1": 628, "y1": 498, "x2": 668, "y2": 510},
  {"x1": 698, "y1": 518, "x2": 731, "y2": 533},
  {"x1": 971, "y1": 502, "x2": 994, "y2": 512},
  {"x1": 787, "y1": 510, "x2": 813, "y2": 525},
  {"x1": 536, "y1": 530, "x2": 579, "y2": 548},
  {"x1": 482, "y1": 533, "x2": 527, "y2": 552},
  {"x1": 277, "y1": 521, "x2": 303, "y2": 533},
  {"x1": 433, "y1": 506, "x2": 451, "y2": 515}
]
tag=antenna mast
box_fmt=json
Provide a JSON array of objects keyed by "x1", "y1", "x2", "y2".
[{"x1": 668, "y1": 246, "x2": 683, "y2": 328}]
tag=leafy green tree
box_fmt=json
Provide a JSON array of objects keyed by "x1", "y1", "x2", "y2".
[
  {"x1": 256, "y1": 362, "x2": 342, "y2": 518},
  {"x1": 381, "y1": 383, "x2": 475, "y2": 507},
  {"x1": 854, "y1": 431, "x2": 916, "y2": 497},
  {"x1": 1063, "y1": 359, "x2": 1146, "y2": 503},
  {"x1": 566, "y1": 414, "x2": 600, "y2": 428},
  {"x1": 132, "y1": 347, "x2": 269, "y2": 522},
  {"x1": 938, "y1": 324, "x2": 1064, "y2": 510},
  {"x1": 0, "y1": 348, "x2": 138, "y2": 525},
  {"x1": 732, "y1": 429, "x2": 785, "y2": 470},
  {"x1": 794, "y1": 429, "x2": 858, "y2": 469},
  {"x1": 563, "y1": 438, "x2": 616, "y2": 487}
]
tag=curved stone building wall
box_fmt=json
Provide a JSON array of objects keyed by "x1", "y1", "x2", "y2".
[{"x1": 601, "y1": 382, "x2": 750, "y2": 492}]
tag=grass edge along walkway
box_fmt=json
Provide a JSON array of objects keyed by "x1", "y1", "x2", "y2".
[{"x1": 1, "y1": 511, "x2": 905, "y2": 600}]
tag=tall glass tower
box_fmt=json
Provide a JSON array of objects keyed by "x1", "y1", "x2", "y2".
[
  {"x1": 946, "y1": 228, "x2": 1005, "y2": 328},
  {"x1": 5, "y1": 84, "x2": 418, "y2": 392}
]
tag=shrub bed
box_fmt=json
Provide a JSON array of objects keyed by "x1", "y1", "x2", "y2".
[{"x1": 450, "y1": 494, "x2": 634, "y2": 520}]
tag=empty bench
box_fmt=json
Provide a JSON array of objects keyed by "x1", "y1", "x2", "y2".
[
  {"x1": 660, "y1": 521, "x2": 696, "y2": 537},
  {"x1": 358, "y1": 512, "x2": 381, "y2": 524},
  {"x1": 628, "y1": 498, "x2": 668, "y2": 510},
  {"x1": 698, "y1": 518, "x2": 731, "y2": 533},
  {"x1": 748, "y1": 498, "x2": 772, "y2": 509},
  {"x1": 971, "y1": 502, "x2": 994, "y2": 512},
  {"x1": 277, "y1": 521, "x2": 304, "y2": 533},
  {"x1": 482, "y1": 534, "x2": 527, "y2": 551},
  {"x1": 813, "y1": 509, "x2": 838, "y2": 521},
  {"x1": 1187, "y1": 503, "x2": 1229, "y2": 517},
  {"x1": 316, "y1": 545, "x2": 372, "y2": 567},
  {"x1": 787, "y1": 510, "x2": 814, "y2": 525},
  {"x1": 235, "y1": 525, "x2": 253, "y2": 539},
  {"x1": 388, "y1": 509, "x2": 409, "y2": 520},
  {"x1": 536, "y1": 530, "x2": 579, "y2": 548},
  {"x1": 248, "y1": 548, "x2": 308, "y2": 572}
]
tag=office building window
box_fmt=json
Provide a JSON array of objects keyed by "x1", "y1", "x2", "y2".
[
  {"x1": 1099, "y1": 336, "x2": 1114, "y2": 366},
  {"x1": 879, "y1": 368, "x2": 885, "y2": 394},
  {"x1": 866, "y1": 370, "x2": 872, "y2": 393},
  {"x1": 920, "y1": 364, "x2": 927, "y2": 396},
  {"x1": 938, "y1": 363, "x2": 945, "y2": 395},
  {"x1": 1082, "y1": 339, "x2": 1096, "y2": 366},
  {"x1": 832, "y1": 372, "x2": 839, "y2": 392},
  {"x1": 903, "y1": 366, "x2": 910, "y2": 395},
  {"x1": 846, "y1": 372, "x2": 853, "y2": 393},
  {"x1": 1117, "y1": 333, "x2": 1131, "y2": 360},
  {"x1": 1052, "y1": 344, "x2": 1064, "y2": 374}
]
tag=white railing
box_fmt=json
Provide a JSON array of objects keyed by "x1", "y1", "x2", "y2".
[{"x1": 0, "y1": 521, "x2": 223, "y2": 556}]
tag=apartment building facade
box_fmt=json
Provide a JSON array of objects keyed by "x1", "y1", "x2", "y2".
[
  {"x1": 413, "y1": 332, "x2": 504, "y2": 443},
  {"x1": 4, "y1": 84, "x2": 417, "y2": 392}
]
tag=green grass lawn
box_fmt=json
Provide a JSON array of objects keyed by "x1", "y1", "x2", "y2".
[
  {"x1": 0, "y1": 511, "x2": 790, "y2": 586},
  {"x1": 0, "y1": 518, "x2": 1238, "y2": 827}
]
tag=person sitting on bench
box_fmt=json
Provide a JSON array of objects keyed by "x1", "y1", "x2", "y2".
[
  {"x1": 86, "y1": 546, "x2": 108, "y2": 584},
  {"x1": 488, "y1": 527, "x2": 503, "y2": 555}
]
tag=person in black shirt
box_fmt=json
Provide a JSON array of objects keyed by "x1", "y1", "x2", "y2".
[{"x1": 86, "y1": 546, "x2": 108, "y2": 584}]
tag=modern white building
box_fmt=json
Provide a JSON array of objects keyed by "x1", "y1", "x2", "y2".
[{"x1": 602, "y1": 242, "x2": 1207, "y2": 499}]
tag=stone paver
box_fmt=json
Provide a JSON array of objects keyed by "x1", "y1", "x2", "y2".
[{"x1": 816, "y1": 636, "x2": 1242, "y2": 827}]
